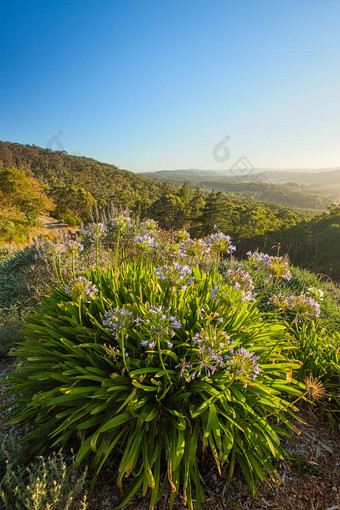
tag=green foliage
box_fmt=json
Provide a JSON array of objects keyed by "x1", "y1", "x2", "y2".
[
  {"x1": 0, "y1": 167, "x2": 55, "y2": 225},
  {"x1": 221, "y1": 259, "x2": 340, "y2": 410},
  {"x1": 0, "y1": 246, "x2": 57, "y2": 357},
  {"x1": 51, "y1": 185, "x2": 96, "y2": 223},
  {"x1": 4, "y1": 261, "x2": 303, "y2": 510},
  {"x1": 0, "y1": 436, "x2": 87, "y2": 509}
]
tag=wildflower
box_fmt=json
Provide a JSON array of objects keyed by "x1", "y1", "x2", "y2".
[
  {"x1": 307, "y1": 287, "x2": 324, "y2": 302},
  {"x1": 225, "y1": 267, "x2": 255, "y2": 301},
  {"x1": 304, "y1": 376, "x2": 326, "y2": 401},
  {"x1": 247, "y1": 251, "x2": 292, "y2": 280},
  {"x1": 140, "y1": 218, "x2": 158, "y2": 234},
  {"x1": 109, "y1": 216, "x2": 133, "y2": 231},
  {"x1": 85, "y1": 222, "x2": 108, "y2": 239},
  {"x1": 205, "y1": 232, "x2": 236, "y2": 255},
  {"x1": 103, "y1": 307, "x2": 133, "y2": 338},
  {"x1": 39, "y1": 242, "x2": 65, "y2": 259},
  {"x1": 287, "y1": 294, "x2": 321, "y2": 319},
  {"x1": 65, "y1": 276, "x2": 98, "y2": 302},
  {"x1": 226, "y1": 347, "x2": 261, "y2": 387},
  {"x1": 64, "y1": 239, "x2": 84, "y2": 257},
  {"x1": 155, "y1": 263, "x2": 194, "y2": 289},
  {"x1": 133, "y1": 235, "x2": 158, "y2": 250}
]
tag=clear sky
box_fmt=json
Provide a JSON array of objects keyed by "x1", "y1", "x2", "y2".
[{"x1": 1, "y1": 0, "x2": 340, "y2": 172}]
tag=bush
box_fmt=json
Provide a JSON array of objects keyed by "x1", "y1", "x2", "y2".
[
  {"x1": 4, "y1": 262, "x2": 303, "y2": 509},
  {"x1": 0, "y1": 435, "x2": 87, "y2": 509},
  {"x1": 220, "y1": 258, "x2": 340, "y2": 412}
]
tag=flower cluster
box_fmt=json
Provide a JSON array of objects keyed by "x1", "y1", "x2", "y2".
[
  {"x1": 226, "y1": 347, "x2": 261, "y2": 387},
  {"x1": 155, "y1": 263, "x2": 194, "y2": 289},
  {"x1": 269, "y1": 293, "x2": 321, "y2": 319},
  {"x1": 85, "y1": 222, "x2": 108, "y2": 239},
  {"x1": 133, "y1": 235, "x2": 158, "y2": 250},
  {"x1": 65, "y1": 276, "x2": 98, "y2": 302},
  {"x1": 205, "y1": 232, "x2": 236, "y2": 256},
  {"x1": 109, "y1": 216, "x2": 133, "y2": 231},
  {"x1": 268, "y1": 293, "x2": 289, "y2": 311},
  {"x1": 307, "y1": 287, "x2": 324, "y2": 302},
  {"x1": 225, "y1": 267, "x2": 255, "y2": 301},
  {"x1": 181, "y1": 239, "x2": 211, "y2": 260},
  {"x1": 189, "y1": 328, "x2": 231, "y2": 378},
  {"x1": 139, "y1": 305, "x2": 181, "y2": 349},
  {"x1": 39, "y1": 242, "x2": 65, "y2": 258},
  {"x1": 64, "y1": 239, "x2": 84, "y2": 257},
  {"x1": 103, "y1": 307, "x2": 133, "y2": 338},
  {"x1": 247, "y1": 251, "x2": 292, "y2": 280},
  {"x1": 287, "y1": 294, "x2": 321, "y2": 319},
  {"x1": 140, "y1": 219, "x2": 158, "y2": 234}
]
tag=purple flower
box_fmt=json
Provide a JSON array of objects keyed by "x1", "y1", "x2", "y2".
[
  {"x1": 155, "y1": 263, "x2": 194, "y2": 288},
  {"x1": 85, "y1": 222, "x2": 108, "y2": 239},
  {"x1": 103, "y1": 307, "x2": 133, "y2": 338},
  {"x1": 65, "y1": 276, "x2": 98, "y2": 302},
  {"x1": 205, "y1": 232, "x2": 236, "y2": 255},
  {"x1": 109, "y1": 216, "x2": 133, "y2": 231},
  {"x1": 133, "y1": 235, "x2": 158, "y2": 249},
  {"x1": 64, "y1": 239, "x2": 84, "y2": 257}
]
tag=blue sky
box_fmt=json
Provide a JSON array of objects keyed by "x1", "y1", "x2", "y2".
[{"x1": 1, "y1": 0, "x2": 340, "y2": 172}]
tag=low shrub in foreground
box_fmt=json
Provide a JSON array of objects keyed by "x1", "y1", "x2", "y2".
[
  {"x1": 0, "y1": 435, "x2": 87, "y2": 509},
  {"x1": 3, "y1": 262, "x2": 303, "y2": 509}
]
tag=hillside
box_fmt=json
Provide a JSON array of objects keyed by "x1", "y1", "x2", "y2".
[
  {"x1": 141, "y1": 168, "x2": 340, "y2": 210},
  {"x1": 2, "y1": 140, "x2": 340, "y2": 279},
  {"x1": 0, "y1": 141, "x2": 167, "y2": 211}
]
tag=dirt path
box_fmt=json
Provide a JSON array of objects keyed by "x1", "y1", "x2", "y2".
[{"x1": 35, "y1": 215, "x2": 77, "y2": 240}]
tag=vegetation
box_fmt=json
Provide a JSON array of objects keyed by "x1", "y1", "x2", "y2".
[
  {"x1": 1, "y1": 216, "x2": 339, "y2": 509},
  {"x1": 2, "y1": 141, "x2": 340, "y2": 280},
  {"x1": 143, "y1": 171, "x2": 333, "y2": 210},
  {"x1": 0, "y1": 435, "x2": 87, "y2": 509}
]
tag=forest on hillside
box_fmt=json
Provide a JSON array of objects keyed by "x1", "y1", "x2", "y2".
[
  {"x1": 142, "y1": 170, "x2": 334, "y2": 210},
  {"x1": 0, "y1": 141, "x2": 339, "y2": 279}
]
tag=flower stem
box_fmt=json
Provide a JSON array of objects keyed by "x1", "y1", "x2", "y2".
[{"x1": 115, "y1": 229, "x2": 121, "y2": 265}]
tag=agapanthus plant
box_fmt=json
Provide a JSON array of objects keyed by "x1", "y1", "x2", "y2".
[
  {"x1": 109, "y1": 215, "x2": 133, "y2": 231},
  {"x1": 307, "y1": 287, "x2": 324, "y2": 302},
  {"x1": 64, "y1": 240, "x2": 84, "y2": 277},
  {"x1": 181, "y1": 238, "x2": 211, "y2": 262},
  {"x1": 205, "y1": 232, "x2": 236, "y2": 260},
  {"x1": 65, "y1": 276, "x2": 98, "y2": 303},
  {"x1": 140, "y1": 218, "x2": 158, "y2": 234},
  {"x1": 247, "y1": 251, "x2": 292, "y2": 281},
  {"x1": 85, "y1": 222, "x2": 108, "y2": 239},
  {"x1": 269, "y1": 292, "x2": 321, "y2": 321},
  {"x1": 85, "y1": 223, "x2": 108, "y2": 266},
  {"x1": 39, "y1": 242, "x2": 66, "y2": 282},
  {"x1": 155, "y1": 263, "x2": 194, "y2": 289},
  {"x1": 174, "y1": 229, "x2": 190, "y2": 243},
  {"x1": 224, "y1": 267, "x2": 255, "y2": 301},
  {"x1": 4, "y1": 263, "x2": 303, "y2": 510},
  {"x1": 133, "y1": 235, "x2": 158, "y2": 251}
]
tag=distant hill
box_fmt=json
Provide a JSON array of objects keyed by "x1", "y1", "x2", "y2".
[{"x1": 140, "y1": 167, "x2": 340, "y2": 209}]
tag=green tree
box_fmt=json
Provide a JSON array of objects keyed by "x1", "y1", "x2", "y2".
[
  {"x1": 199, "y1": 191, "x2": 234, "y2": 235},
  {"x1": 0, "y1": 167, "x2": 55, "y2": 224},
  {"x1": 51, "y1": 185, "x2": 97, "y2": 221}
]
